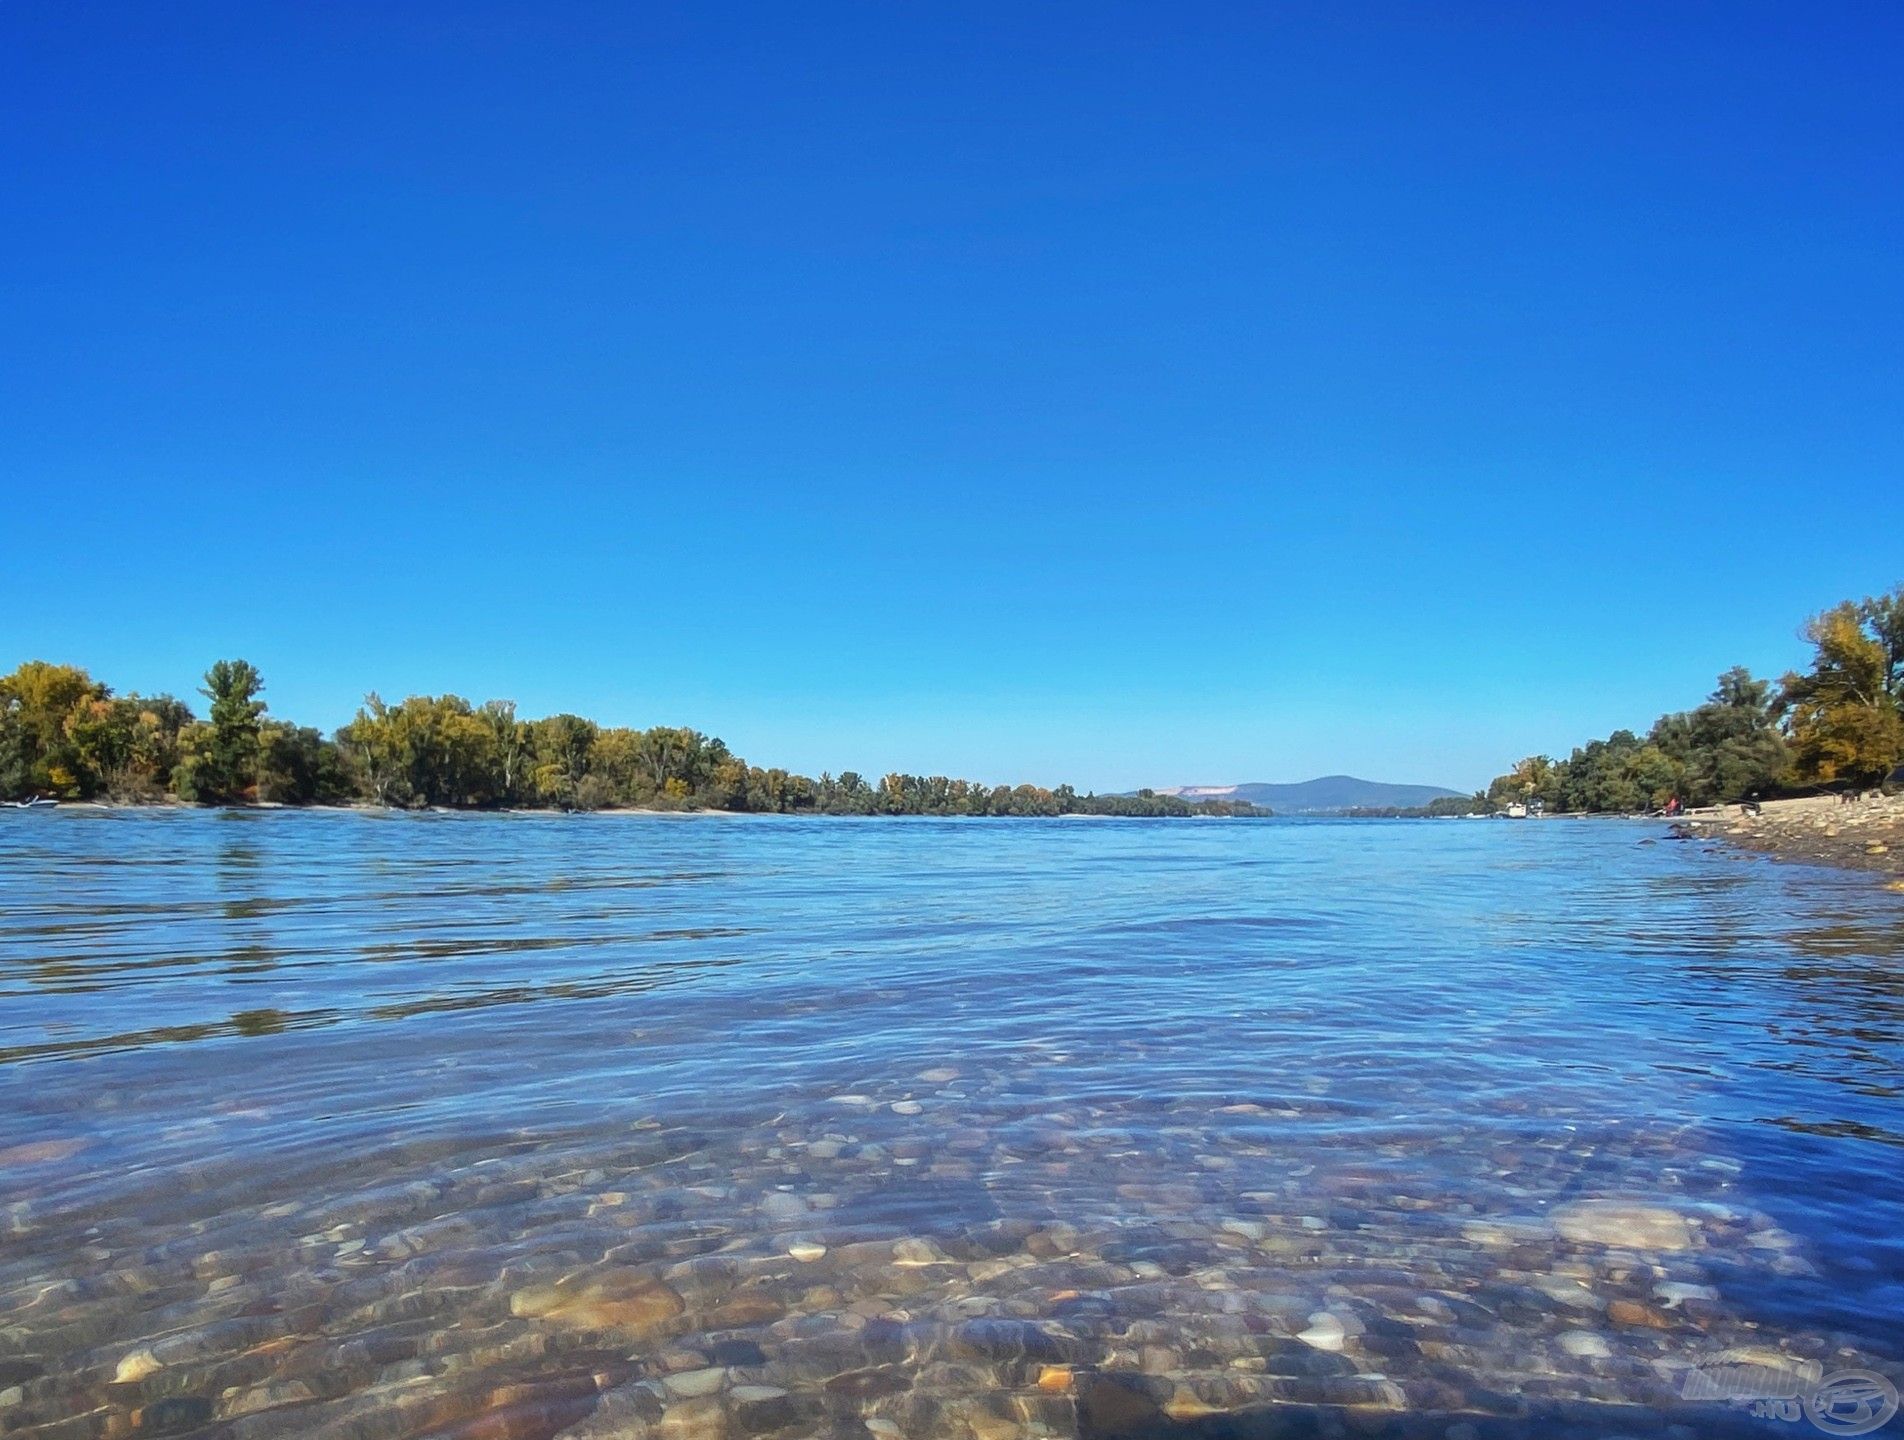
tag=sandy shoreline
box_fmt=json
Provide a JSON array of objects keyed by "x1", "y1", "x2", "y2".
[{"x1": 1675, "y1": 792, "x2": 1904, "y2": 882}]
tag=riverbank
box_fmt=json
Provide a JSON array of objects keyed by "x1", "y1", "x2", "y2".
[{"x1": 1678, "y1": 793, "x2": 1904, "y2": 881}]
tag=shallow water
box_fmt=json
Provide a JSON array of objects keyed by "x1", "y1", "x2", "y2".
[{"x1": 1, "y1": 810, "x2": 1900, "y2": 1439}]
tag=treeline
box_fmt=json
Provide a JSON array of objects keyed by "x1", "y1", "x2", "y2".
[
  {"x1": 1482, "y1": 583, "x2": 1902, "y2": 814},
  {"x1": 0, "y1": 660, "x2": 1265, "y2": 818}
]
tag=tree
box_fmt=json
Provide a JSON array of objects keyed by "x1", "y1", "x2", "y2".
[
  {"x1": 259, "y1": 723, "x2": 356, "y2": 804},
  {"x1": 631, "y1": 726, "x2": 731, "y2": 805},
  {"x1": 530, "y1": 714, "x2": 597, "y2": 808},
  {"x1": 63, "y1": 696, "x2": 137, "y2": 799},
  {"x1": 1781, "y1": 599, "x2": 1904, "y2": 788},
  {"x1": 400, "y1": 696, "x2": 499, "y2": 806},
  {"x1": 1674, "y1": 668, "x2": 1788, "y2": 804},
  {"x1": 178, "y1": 660, "x2": 267, "y2": 802},
  {"x1": 1860, "y1": 584, "x2": 1904, "y2": 704},
  {"x1": 588, "y1": 727, "x2": 644, "y2": 806},
  {"x1": 1489, "y1": 755, "x2": 1554, "y2": 807},
  {"x1": 124, "y1": 696, "x2": 196, "y2": 797},
  {"x1": 335, "y1": 694, "x2": 502, "y2": 807},
  {"x1": 0, "y1": 661, "x2": 106, "y2": 797},
  {"x1": 338, "y1": 694, "x2": 403, "y2": 805},
  {"x1": 480, "y1": 700, "x2": 530, "y2": 804}
]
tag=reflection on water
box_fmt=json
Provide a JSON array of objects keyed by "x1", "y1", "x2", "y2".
[{"x1": 1, "y1": 809, "x2": 1901, "y2": 1439}]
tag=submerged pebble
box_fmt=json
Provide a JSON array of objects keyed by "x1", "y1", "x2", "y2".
[{"x1": 1552, "y1": 1201, "x2": 1696, "y2": 1252}]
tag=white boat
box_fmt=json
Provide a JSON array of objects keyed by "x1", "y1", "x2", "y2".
[{"x1": 7, "y1": 797, "x2": 59, "y2": 809}]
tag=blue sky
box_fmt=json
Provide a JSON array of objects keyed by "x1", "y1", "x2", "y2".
[{"x1": 3, "y1": 4, "x2": 1899, "y2": 792}]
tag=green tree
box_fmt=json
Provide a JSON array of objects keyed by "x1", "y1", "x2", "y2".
[
  {"x1": 178, "y1": 660, "x2": 267, "y2": 802},
  {"x1": 259, "y1": 723, "x2": 356, "y2": 804},
  {"x1": 1488, "y1": 755, "x2": 1554, "y2": 807},
  {"x1": 588, "y1": 728, "x2": 645, "y2": 805},
  {"x1": 530, "y1": 714, "x2": 597, "y2": 808},
  {"x1": 335, "y1": 694, "x2": 501, "y2": 807},
  {"x1": 338, "y1": 694, "x2": 403, "y2": 805},
  {"x1": 1654, "y1": 668, "x2": 1787, "y2": 805},
  {"x1": 1859, "y1": 583, "x2": 1903, "y2": 703},
  {"x1": 480, "y1": 699, "x2": 530, "y2": 804}
]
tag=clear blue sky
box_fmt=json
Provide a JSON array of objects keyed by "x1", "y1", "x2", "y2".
[{"x1": 3, "y1": 4, "x2": 1899, "y2": 793}]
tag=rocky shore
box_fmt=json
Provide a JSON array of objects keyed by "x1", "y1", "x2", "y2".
[{"x1": 1678, "y1": 793, "x2": 1904, "y2": 882}]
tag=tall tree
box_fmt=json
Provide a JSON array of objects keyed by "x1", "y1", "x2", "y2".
[
  {"x1": 530, "y1": 714, "x2": 597, "y2": 808},
  {"x1": 1861, "y1": 583, "x2": 1904, "y2": 704},
  {"x1": 1653, "y1": 668, "x2": 1788, "y2": 805},
  {"x1": 1781, "y1": 600, "x2": 1904, "y2": 788},
  {"x1": 180, "y1": 659, "x2": 267, "y2": 803},
  {"x1": 480, "y1": 699, "x2": 530, "y2": 803}
]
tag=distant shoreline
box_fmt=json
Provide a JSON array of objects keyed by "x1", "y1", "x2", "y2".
[{"x1": 26, "y1": 800, "x2": 1265, "y2": 821}]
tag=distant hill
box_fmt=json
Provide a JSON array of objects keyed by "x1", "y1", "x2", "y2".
[{"x1": 1154, "y1": 775, "x2": 1465, "y2": 814}]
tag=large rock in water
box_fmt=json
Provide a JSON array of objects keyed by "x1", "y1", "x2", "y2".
[
  {"x1": 509, "y1": 1269, "x2": 684, "y2": 1334},
  {"x1": 1552, "y1": 1200, "x2": 1695, "y2": 1251}
]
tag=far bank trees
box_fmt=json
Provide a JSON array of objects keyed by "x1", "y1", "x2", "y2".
[
  {"x1": 1485, "y1": 582, "x2": 1902, "y2": 812},
  {"x1": 0, "y1": 660, "x2": 1258, "y2": 817}
]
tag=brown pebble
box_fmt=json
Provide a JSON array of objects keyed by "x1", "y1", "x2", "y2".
[
  {"x1": 511, "y1": 1272, "x2": 684, "y2": 1335},
  {"x1": 708, "y1": 1294, "x2": 786, "y2": 1326},
  {"x1": 1607, "y1": 1299, "x2": 1671, "y2": 1329},
  {"x1": 0, "y1": 1138, "x2": 89, "y2": 1167}
]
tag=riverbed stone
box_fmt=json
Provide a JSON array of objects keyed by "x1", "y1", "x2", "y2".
[
  {"x1": 758, "y1": 1193, "x2": 808, "y2": 1223},
  {"x1": 1556, "y1": 1330, "x2": 1612, "y2": 1359},
  {"x1": 1606, "y1": 1299, "x2": 1672, "y2": 1329},
  {"x1": 1552, "y1": 1201, "x2": 1695, "y2": 1251},
  {"x1": 662, "y1": 1367, "x2": 726, "y2": 1398},
  {"x1": 1297, "y1": 1312, "x2": 1347, "y2": 1351},
  {"x1": 511, "y1": 1271, "x2": 685, "y2": 1335},
  {"x1": 114, "y1": 1348, "x2": 162, "y2": 1383}
]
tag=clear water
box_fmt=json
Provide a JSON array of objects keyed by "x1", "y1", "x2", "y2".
[{"x1": 1, "y1": 810, "x2": 1899, "y2": 1439}]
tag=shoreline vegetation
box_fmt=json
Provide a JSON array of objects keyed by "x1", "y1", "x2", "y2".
[
  {"x1": 1461, "y1": 582, "x2": 1902, "y2": 821},
  {"x1": 0, "y1": 660, "x2": 1266, "y2": 819}
]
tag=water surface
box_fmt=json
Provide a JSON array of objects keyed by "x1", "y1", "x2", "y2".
[{"x1": 2, "y1": 811, "x2": 1900, "y2": 1438}]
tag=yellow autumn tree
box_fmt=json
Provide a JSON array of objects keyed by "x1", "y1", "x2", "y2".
[
  {"x1": 1780, "y1": 592, "x2": 1904, "y2": 789},
  {"x1": 0, "y1": 661, "x2": 108, "y2": 796}
]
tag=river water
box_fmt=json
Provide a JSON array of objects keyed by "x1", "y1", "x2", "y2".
[{"x1": 1, "y1": 810, "x2": 1900, "y2": 1439}]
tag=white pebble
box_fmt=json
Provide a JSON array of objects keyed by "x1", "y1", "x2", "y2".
[
  {"x1": 1297, "y1": 1312, "x2": 1346, "y2": 1351},
  {"x1": 663, "y1": 1367, "x2": 726, "y2": 1398},
  {"x1": 114, "y1": 1350, "x2": 162, "y2": 1383}
]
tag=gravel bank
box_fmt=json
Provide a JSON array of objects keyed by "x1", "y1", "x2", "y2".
[{"x1": 1679, "y1": 792, "x2": 1904, "y2": 882}]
